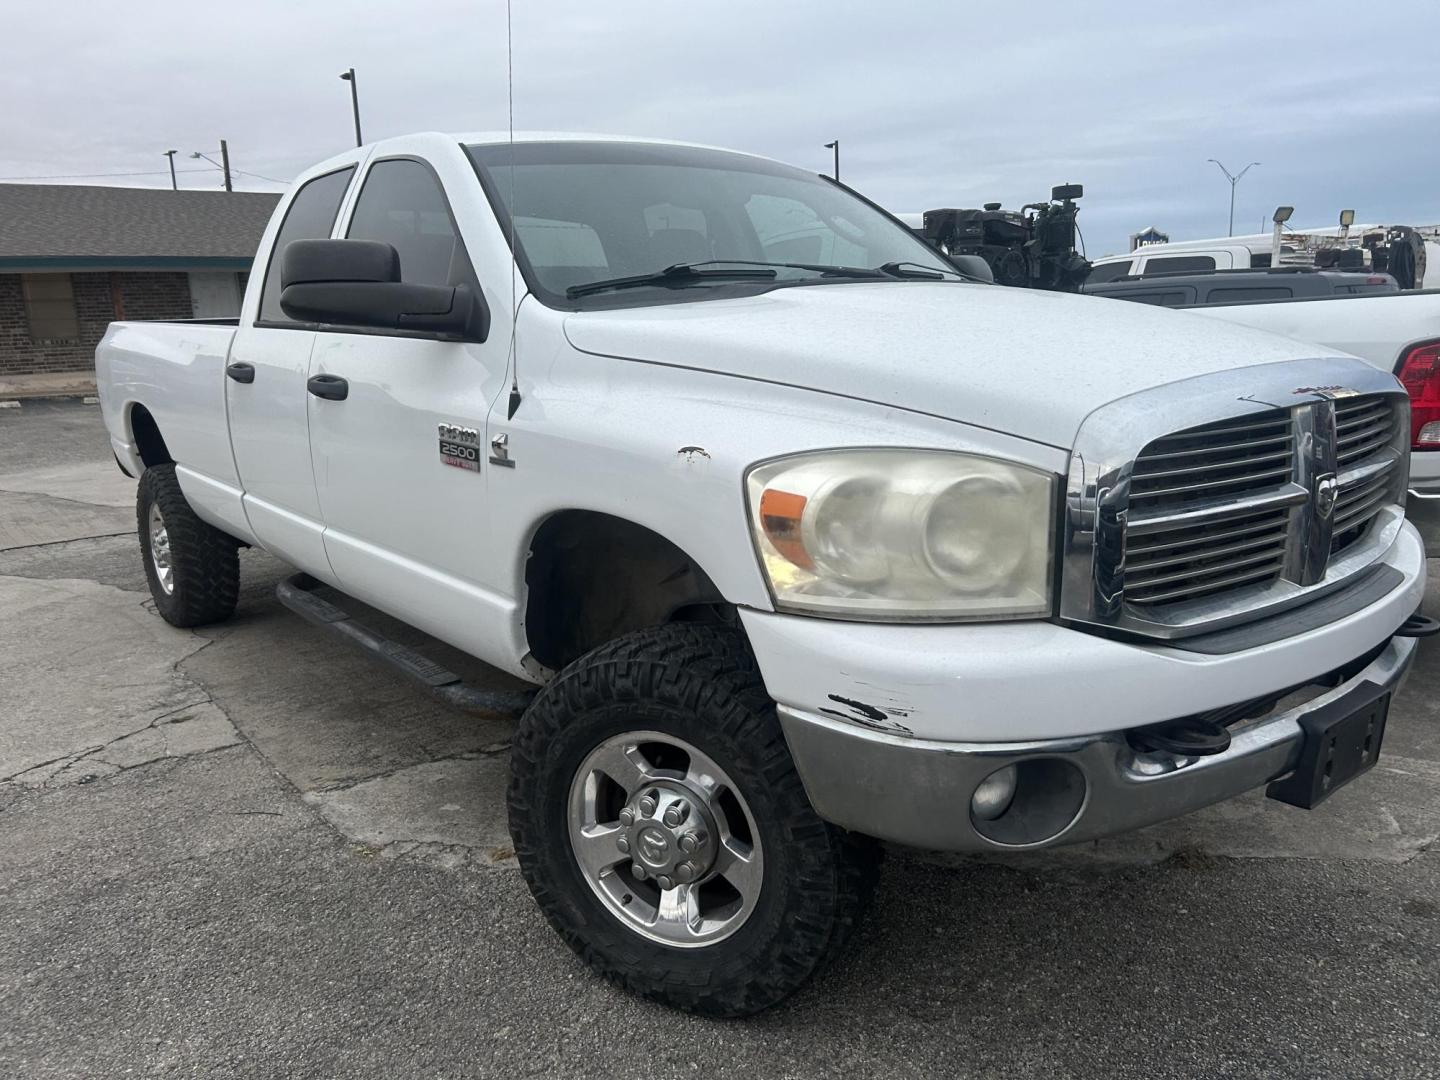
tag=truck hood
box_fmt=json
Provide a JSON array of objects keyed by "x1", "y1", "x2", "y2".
[{"x1": 562, "y1": 282, "x2": 1322, "y2": 449}]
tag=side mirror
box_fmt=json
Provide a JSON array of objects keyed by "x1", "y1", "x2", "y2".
[
  {"x1": 948, "y1": 253, "x2": 995, "y2": 283},
  {"x1": 1052, "y1": 183, "x2": 1083, "y2": 202},
  {"x1": 279, "y1": 239, "x2": 489, "y2": 341}
]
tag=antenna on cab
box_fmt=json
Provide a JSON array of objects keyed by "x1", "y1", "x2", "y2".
[{"x1": 505, "y1": 0, "x2": 522, "y2": 420}]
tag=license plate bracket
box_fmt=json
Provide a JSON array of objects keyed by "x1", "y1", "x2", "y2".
[{"x1": 1266, "y1": 681, "x2": 1389, "y2": 809}]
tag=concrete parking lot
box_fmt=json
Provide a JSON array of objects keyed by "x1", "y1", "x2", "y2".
[{"x1": 3, "y1": 398, "x2": 1439, "y2": 1079}]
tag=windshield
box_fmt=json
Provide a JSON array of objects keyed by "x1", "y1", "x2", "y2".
[{"x1": 466, "y1": 140, "x2": 959, "y2": 307}]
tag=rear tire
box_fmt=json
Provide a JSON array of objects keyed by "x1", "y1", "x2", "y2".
[
  {"x1": 137, "y1": 463, "x2": 239, "y2": 627},
  {"x1": 508, "y1": 623, "x2": 878, "y2": 1017}
]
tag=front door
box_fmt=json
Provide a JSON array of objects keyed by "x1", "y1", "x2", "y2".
[
  {"x1": 226, "y1": 165, "x2": 356, "y2": 575},
  {"x1": 305, "y1": 157, "x2": 511, "y2": 659}
]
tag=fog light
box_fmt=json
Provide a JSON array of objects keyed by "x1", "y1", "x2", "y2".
[{"x1": 971, "y1": 764, "x2": 1018, "y2": 821}]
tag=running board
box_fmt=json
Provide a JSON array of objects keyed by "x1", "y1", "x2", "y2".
[{"x1": 275, "y1": 573, "x2": 535, "y2": 718}]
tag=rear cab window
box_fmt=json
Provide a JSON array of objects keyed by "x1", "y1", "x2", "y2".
[
  {"x1": 258, "y1": 167, "x2": 355, "y2": 324},
  {"x1": 1140, "y1": 254, "x2": 1217, "y2": 275},
  {"x1": 1085, "y1": 261, "x2": 1134, "y2": 283}
]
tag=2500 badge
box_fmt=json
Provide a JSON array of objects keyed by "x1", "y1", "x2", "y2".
[{"x1": 438, "y1": 422, "x2": 481, "y2": 472}]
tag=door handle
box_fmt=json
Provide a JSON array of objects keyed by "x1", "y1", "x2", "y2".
[
  {"x1": 307, "y1": 373, "x2": 349, "y2": 401},
  {"x1": 226, "y1": 361, "x2": 255, "y2": 384}
]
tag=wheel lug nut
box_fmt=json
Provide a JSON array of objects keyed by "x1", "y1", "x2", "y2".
[
  {"x1": 678, "y1": 830, "x2": 702, "y2": 853},
  {"x1": 631, "y1": 863, "x2": 647, "y2": 880},
  {"x1": 656, "y1": 875, "x2": 675, "y2": 890},
  {"x1": 616, "y1": 836, "x2": 630, "y2": 854},
  {"x1": 618, "y1": 808, "x2": 635, "y2": 826},
  {"x1": 638, "y1": 794, "x2": 657, "y2": 816},
  {"x1": 675, "y1": 861, "x2": 696, "y2": 883},
  {"x1": 662, "y1": 802, "x2": 690, "y2": 827}
]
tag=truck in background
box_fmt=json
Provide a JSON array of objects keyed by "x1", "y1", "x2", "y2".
[{"x1": 1090, "y1": 218, "x2": 1438, "y2": 289}]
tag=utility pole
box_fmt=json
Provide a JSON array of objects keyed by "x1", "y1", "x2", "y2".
[
  {"x1": 340, "y1": 68, "x2": 362, "y2": 147},
  {"x1": 1207, "y1": 158, "x2": 1260, "y2": 236},
  {"x1": 162, "y1": 150, "x2": 178, "y2": 190},
  {"x1": 824, "y1": 140, "x2": 839, "y2": 181},
  {"x1": 191, "y1": 143, "x2": 233, "y2": 191}
]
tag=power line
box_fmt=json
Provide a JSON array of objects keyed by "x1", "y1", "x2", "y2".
[
  {"x1": 233, "y1": 168, "x2": 290, "y2": 184},
  {"x1": 0, "y1": 166, "x2": 217, "y2": 181}
]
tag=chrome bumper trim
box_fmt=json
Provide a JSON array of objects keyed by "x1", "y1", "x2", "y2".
[{"x1": 778, "y1": 634, "x2": 1417, "y2": 852}]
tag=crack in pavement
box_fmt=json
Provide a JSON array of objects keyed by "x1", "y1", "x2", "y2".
[
  {"x1": 0, "y1": 531, "x2": 132, "y2": 555},
  {"x1": 2, "y1": 696, "x2": 231, "y2": 786},
  {"x1": 303, "y1": 740, "x2": 513, "y2": 794}
]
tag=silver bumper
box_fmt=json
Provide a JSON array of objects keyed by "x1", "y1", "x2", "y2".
[{"x1": 778, "y1": 634, "x2": 1417, "y2": 852}]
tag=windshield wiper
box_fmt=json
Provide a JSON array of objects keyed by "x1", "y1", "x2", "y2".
[
  {"x1": 566, "y1": 262, "x2": 777, "y2": 299},
  {"x1": 875, "y1": 261, "x2": 951, "y2": 280}
]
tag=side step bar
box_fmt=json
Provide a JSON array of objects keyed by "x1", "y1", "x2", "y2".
[{"x1": 275, "y1": 573, "x2": 536, "y2": 718}]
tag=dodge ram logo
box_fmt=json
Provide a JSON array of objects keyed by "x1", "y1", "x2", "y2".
[{"x1": 1314, "y1": 473, "x2": 1338, "y2": 522}]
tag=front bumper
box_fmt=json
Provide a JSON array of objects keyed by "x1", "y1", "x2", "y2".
[{"x1": 778, "y1": 634, "x2": 1416, "y2": 851}]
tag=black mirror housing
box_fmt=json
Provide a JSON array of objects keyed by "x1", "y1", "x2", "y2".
[{"x1": 278, "y1": 238, "x2": 489, "y2": 342}]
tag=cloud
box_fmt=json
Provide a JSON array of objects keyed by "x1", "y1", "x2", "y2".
[{"x1": 2, "y1": 0, "x2": 1436, "y2": 252}]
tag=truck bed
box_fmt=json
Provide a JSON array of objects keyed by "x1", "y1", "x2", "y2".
[
  {"x1": 1187, "y1": 288, "x2": 1440, "y2": 371},
  {"x1": 95, "y1": 319, "x2": 240, "y2": 500}
]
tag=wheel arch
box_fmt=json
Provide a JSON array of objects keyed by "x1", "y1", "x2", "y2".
[
  {"x1": 127, "y1": 402, "x2": 173, "y2": 470},
  {"x1": 521, "y1": 509, "x2": 741, "y2": 674}
]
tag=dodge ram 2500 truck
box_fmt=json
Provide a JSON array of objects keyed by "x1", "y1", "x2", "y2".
[{"x1": 97, "y1": 132, "x2": 1432, "y2": 1017}]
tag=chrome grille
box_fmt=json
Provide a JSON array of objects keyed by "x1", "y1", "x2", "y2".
[
  {"x1": 1121, "y1": 392, "x2": 1402, "y2": 612},
  {"x1": 1125, "y1": 506, "x2": 1289, "y2": 605},
  {"x1": 1335, "y1": 396, "x2": 1397, "y2": 468},
  {"x1": 1062, "y1": 361, "x2": 1409, "y2": 641},
  {"x1": 1129, "y1": 410, "x2": 1295, "y2": 509},
  {"x1": 1126, "y1": 410, "x2": 1295, "y2": 605},
  {"x1": 1331, "y1": 397, "x2": 1405, "y2": 556}
]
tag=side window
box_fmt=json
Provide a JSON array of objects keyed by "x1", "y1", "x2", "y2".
[
  {"x1": 1124, "y1": 289, "x2": 1193, "y2": 307},
  {"x1": 1141, "y1": 254, "x2": 1216, "y2": 275},
  {"x1": 1084, "y1": 261, "x2": 1133, "y2": 283},
  {"x1": 1206, "y1": 286, "x2": 1294, "y2": 303},
  {"x1": 259, "y1": 167, "x2": 354, "y2": 323},
  {"x1": 346, "y1": 159, "x2": 475, "y2": 287}
]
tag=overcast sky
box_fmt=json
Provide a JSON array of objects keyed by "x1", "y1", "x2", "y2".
[{"x1": 3, "y1": 0, "x2": 1437, "y2": 255}]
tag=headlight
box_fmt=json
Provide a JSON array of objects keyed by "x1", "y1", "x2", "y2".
[{"x1": 746, "y1": 449, "x2": 1055, "y2": 620}]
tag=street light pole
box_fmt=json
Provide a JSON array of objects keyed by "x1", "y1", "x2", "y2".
[
  {"x1": 163, "y1": 150, "x2": 178, "y2": 190},
  {"x1": 1207, "y1": 158, "x2": 1260, "y2": 236},
  {"x1": 340, "y1": 68, "x2": 362, "y2": 147},
  {"x1": 190, "y1": 144, "x2": 233, "y2": 191},
  {"x1": 824, "y1": 140, "x2": 839, "y2": 181}
]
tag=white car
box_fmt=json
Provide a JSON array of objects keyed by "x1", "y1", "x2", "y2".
[{"x1": 96, "y1": 132, "x2": 1430, "y2": 1016}]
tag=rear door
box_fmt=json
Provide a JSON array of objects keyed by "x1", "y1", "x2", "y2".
[
  {"x1": 227, "y1": 165, "x2": 356, "y2": 575},
  {"x1": 305, "y1": 155, "x2": 513, "y2": 658}
]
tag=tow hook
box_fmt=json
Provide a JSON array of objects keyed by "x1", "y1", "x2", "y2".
[
  {"x1": 1395, "y1": 612, "x2": 1440, "y2": 639},
  {"x1": 1127, "y1": 716, "x2": 1232, "y2": 757}
]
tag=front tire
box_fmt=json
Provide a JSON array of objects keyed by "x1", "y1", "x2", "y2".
[
  {"x1": 137, "y1": 463, "x2": 239, "y2": 627},
  {"x1": 508, "y1": 623, "x2": 878, "y2": 1017}
]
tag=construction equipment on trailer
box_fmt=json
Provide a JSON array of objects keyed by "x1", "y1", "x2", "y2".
[{"x1": 919, "y1": 183, "x2": 1091, "y2": 292}]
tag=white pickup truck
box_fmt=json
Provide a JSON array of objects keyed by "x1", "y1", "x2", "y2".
[{"x1": 97, "y1": 132, "x2": 1432, "y2": 1017}]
